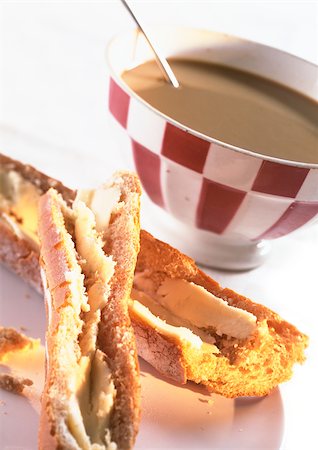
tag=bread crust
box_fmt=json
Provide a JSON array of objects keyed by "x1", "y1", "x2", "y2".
[
  {"x1": 0, "y1": 219, "x2": 41, "y2": 291},
  {"x1": 130, "y1": 312, "x2": 187, "y2": 384},
  {"x1": 38, "y1": 175, "x2": 141, "y2": 450},
  {"x1": 97, "y1": 173, "x2": 141, "y2": 449},
  {"x1": 0, "y1": 153, "x2": 74, "y2": 200}
]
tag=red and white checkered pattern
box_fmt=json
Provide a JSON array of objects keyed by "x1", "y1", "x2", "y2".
[{"x1": 109, "y1": 78, "x2": 318, "y2": 241}]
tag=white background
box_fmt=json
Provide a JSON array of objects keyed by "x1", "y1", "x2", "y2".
[{"x1": 0, "y1": 1, "x2": 318, "y2": 450}]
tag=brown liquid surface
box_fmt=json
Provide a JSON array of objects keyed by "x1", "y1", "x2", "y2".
[{"x1": 122, "y1": 59, "x2": 318, "y2": 164}]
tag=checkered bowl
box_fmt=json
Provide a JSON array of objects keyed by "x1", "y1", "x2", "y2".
[{"x1": 107, "y1": 27, "x2": 318, "y2": 269}]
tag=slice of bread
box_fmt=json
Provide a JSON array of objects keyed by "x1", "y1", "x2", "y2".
[
  {"x1": 0, "y1": 153, "x2": 74, "y2": 291},
  {"x1": 130, "y1": 230, "x2": 308, "y2": 398},
  {"x1": 38, "y1": 173, "x2": 141, "y2": 449}
]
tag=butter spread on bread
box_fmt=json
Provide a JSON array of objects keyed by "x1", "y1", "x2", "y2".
[{"x1": 134, "y1": 273, "x2": 257, "y2": 339}]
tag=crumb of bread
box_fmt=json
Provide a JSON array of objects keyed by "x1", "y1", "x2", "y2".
[
  {"x1": 198, "y1": 398, "x2": 209, "y2": 403},
  {"x1": 198, "y1": 397, "x2": 214, "y2": 405},
  {"x1": 0, "y1": 373, "x2": 33, "y2": 395},
  {"x1": 0, "y1": 326, "x2": 39, "y2": 360},
  {"x1": 0, "y1": 399, "x2": 5, "y2": 406}
]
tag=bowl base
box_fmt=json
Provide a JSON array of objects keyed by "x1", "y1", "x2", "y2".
[{"x1": 142, "y1": 200, "x2": 271, "y2": 271}]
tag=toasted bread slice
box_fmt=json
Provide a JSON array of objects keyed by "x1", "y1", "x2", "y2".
[
  {"x1": 0, "y1": 153, "x2": 74, "y2": 291},
  {"x1": 38, "y1": 173, "x2": 141, "y2": 450},
  {"x1": 130, "y1": 230, "x2": 308, "y2": 398}
]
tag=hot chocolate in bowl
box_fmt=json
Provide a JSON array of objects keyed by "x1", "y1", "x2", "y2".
[{"x1": 107, "y1": 27, "x2": 318, "y2": 270}]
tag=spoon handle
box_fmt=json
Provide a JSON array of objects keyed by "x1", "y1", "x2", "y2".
[{"x1": 120, "y1": 0, "x2": 180, "y2": 88}]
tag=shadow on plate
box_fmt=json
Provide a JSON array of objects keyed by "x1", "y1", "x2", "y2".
[{"x1": 137, "y1": 359, "x2": 284, "y2": 449}]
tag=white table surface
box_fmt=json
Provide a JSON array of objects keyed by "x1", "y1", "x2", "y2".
[{"x1": 0, "y1": 2, "x2": 318, "y2": 449}]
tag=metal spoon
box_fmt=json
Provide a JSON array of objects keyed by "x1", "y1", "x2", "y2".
[{"x1": 120, "y1": 0, "x2": 180, "y2": 88}]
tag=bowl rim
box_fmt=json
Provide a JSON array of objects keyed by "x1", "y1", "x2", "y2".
[{"x1": 106, "y1": 25, "x2": 318, "y2": 170}]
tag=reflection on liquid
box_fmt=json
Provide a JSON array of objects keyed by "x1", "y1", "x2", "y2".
[{"x1": 138, "y1": 359, "x2": 284, "y2": 449}]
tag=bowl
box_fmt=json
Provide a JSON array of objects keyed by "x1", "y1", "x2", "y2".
[{"x1": 106, "y1": 26, "x2": 318, "y2": 270}]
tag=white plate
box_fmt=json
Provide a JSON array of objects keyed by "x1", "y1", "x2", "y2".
[{"x1": 0, "y1": 264, "x2": 284, "y2": 450}]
